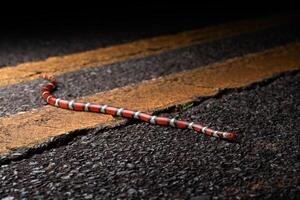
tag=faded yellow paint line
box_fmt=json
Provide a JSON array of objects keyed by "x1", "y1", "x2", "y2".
[
  {"x1": 1, "y1": 42, "x2": 300, "y2": 154},
  {"x1": 0, "y1": 15, "x2": 296, "y2": 88}
]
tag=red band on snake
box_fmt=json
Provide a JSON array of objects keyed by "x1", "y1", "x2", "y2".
[{"x1": 39, "y1": 75, "x2": 238, "y2": 140}]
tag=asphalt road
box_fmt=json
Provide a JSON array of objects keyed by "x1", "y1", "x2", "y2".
[
  {"x1": 0, "y1": 71, "x2": 299, "y2": 199},
  {"x1": 0, "y1": 13, "x2": 251, "y2": 68},
  {"x1": 0, "y1": 15, "x2": 300, "y2": 200},
  {"x1": 1, "y1": 24, "x2": 300, "y2": 117}
]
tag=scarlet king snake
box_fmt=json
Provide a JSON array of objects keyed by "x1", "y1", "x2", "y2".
[{"x1": 40, "y1": 74, "x2": 238, "y2": 140}]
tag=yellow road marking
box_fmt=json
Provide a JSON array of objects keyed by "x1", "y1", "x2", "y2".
[
  {"x1": 1, "y1": 42, "x2": 300, "y2": 154},
  {"x1": 0, "y1": 15, "x2": 296, "y2": 88}
]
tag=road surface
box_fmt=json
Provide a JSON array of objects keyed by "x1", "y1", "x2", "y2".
[{"x1": 0, "y1": 13, "x2": 299, "y2": 199}]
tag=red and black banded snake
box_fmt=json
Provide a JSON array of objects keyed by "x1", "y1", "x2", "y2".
[{"x1": 39, "y1": 74, "x2": 237, "y2": 140}]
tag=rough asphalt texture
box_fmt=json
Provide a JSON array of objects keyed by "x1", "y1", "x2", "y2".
[
  {"x1": 1, "y1": 71, "x2": 299, "y2": 199},
  {"x1": 1, "y1": 24, "x2": 300, "y2": 117},
  {"x1": 1, "y1": 13, "x2": 300, "y2": 199}
]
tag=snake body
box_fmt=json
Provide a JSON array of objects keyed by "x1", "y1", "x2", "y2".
[{"x1": 40, "y1": 75, "x2": 237, "y2": 140}]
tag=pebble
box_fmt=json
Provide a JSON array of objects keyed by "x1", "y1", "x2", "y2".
[
  {"x1": 127, "y1": 188, "x2": 137, "y2": 196},
  {"x1": 126, "y1": 163, "x2": 135, "y2": 169},
  {"x1": 1, "y1": 197, "x2": 14, "y2": 200}
]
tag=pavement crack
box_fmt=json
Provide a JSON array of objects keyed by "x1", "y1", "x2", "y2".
[{"x1": 0, "y1": 69, "x2": 299, "y2": 166}]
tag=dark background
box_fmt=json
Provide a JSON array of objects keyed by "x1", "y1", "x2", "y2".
[{"x1": 1, "y1": 2, "x2": 298, "y2": 30}]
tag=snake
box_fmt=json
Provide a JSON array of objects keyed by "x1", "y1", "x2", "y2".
[{"x1": 39, "y1": 74, "x2": 237, "y2": 140}]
